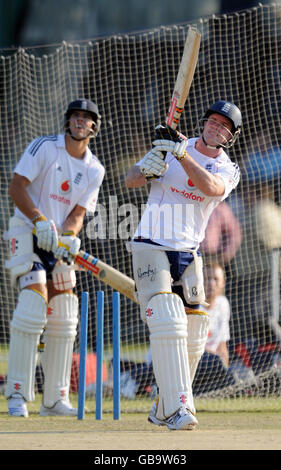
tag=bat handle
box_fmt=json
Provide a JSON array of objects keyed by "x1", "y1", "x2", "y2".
[
  {"x1": 154, "y1": 124, "x2": 184, "y2": 144},
  {"x1": 153, "y1": 123, "x2": 186, "y2": 161}
]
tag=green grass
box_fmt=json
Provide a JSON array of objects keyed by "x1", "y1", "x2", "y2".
[
  {"x1": 0, "y1": 345, "x2": 9, "y2": 377},
  {"x1": 0, "y1": 393, "x2": 280, "y2": 416},
  {"x1": 194, "y1": 395, "x2": 281, "y2": 412}
]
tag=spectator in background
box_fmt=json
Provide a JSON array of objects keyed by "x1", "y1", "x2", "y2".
[
  {"x1": 200, "y1": 201, "x2": 242, "y2": 266},
  {"x1": 192, "y1": 262, "x2": 236, "y2": 394},
  {"x1": 204, "y1": 263, "x2": 231, "y2": 366}
]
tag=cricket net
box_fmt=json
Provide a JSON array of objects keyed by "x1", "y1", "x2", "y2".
[{"x1": 0, "y1": 3, "x2": 280, "y2": 411}]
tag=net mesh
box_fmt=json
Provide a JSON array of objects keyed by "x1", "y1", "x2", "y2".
[{"x1": 0, "y1": 3, "x2": 280, "y2": 411}]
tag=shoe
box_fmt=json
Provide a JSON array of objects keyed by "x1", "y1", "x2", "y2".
[
  {"x1": 40, "y1": 400, "x2": 77, "y2": 416},
  {"x1": 164, "y1": 407, "x2": 198, "y2": 430},
  {"x1": 8, "y1": 393, "x2": 28, "y2": 417},
  {"x1": 148, "y1": 402, "x2": 198, "y2": 430}
]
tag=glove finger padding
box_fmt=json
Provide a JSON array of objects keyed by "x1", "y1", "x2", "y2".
[
  {"x1": 35, "y1": 219, "x2": 58, "y2": 253},
  {"x1": 55, "y1": 233, "x2": 81, "y2": 264},
  {"x1": 153, "y1": 139, "x2": 189, "y2": 161},
  {"x1": 173, "y1": 140, "x2": 189, "y2": 160},
  {"x1": 152, "y1": 139, "x2": 175, "y2": 154},
  {"x1": 140, "y1": 148, "x2": 168, "y2": 179}
]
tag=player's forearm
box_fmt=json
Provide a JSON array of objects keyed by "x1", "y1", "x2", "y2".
[
  {"x1": 180, "y1": 154, "x2": 225, "y2": 197},
  {"x1": 9, "y1": 177, "x2": 41, "y2": 221},
  {"x1": 62, "y1": 206, "x2": 86, "y2": 235},
  {"x1": 125, "y1": 165, "x2": 147, "y2": 188}
]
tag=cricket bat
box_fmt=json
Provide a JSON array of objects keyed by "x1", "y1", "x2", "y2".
[
  {"x1": 32, "y1": 227, "x2": 137, "y2": 302},
  {"x1": 74, "y1": 250, "x2": 137, "y2": 303},
  {"x1": 166, "y1": 26, "x2": 201, "y2": 131}
]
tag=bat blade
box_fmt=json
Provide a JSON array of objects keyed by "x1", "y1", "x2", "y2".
[
  {"x1": 32, "y1": 227, "x2": 137, "y2": 302},
  {"x1": 166, "y1": 27, "x2": 201, "y2": 130},
  {"x1": 75, "y1": 250, "x2": 137, "y2": 303}
]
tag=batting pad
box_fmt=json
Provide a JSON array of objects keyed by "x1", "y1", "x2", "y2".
[
  {"x1": 40, "y1": 293, "x2": 78, "y2": 408},
  {"x1": 5, "y1": 289, "x2": 47, "y2": 401},
  {"x1": 146, "y1": 293, "x2": 195, "y2": 420},
  {"x1": 132, "y1": 247, "x2": 172, "y2": 322},
  {"x1": 185, "y1": 309, "x2": 210, "y2": 383}
]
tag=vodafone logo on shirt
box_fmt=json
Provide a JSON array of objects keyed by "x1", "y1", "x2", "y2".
[
  {"x1": 170, "y1": 185, "x2": 205, "y2": 202},
  {"x1": 60, "y1": 179, "x2": 71, "y2": 195},
  {"x1": 49, "y1": 178, "x2": 71, "y2": 205},
  {"x1": 170, "y1": 177, "x2": 205, "y2": 202},
  {"x1": 186, "y1": 178, "x2": 195, "y2": 189}
]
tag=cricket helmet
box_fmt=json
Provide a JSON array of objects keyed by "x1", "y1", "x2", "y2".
[
  {"x1": 202, "y1": 100, "x2": 242, "y2": 148},
  {"x1": 204, "y1": 100, "x2": 242, "y2": 132},
  {"x1": 64, "y1": 98, "x2": 101, "y2": 138}
]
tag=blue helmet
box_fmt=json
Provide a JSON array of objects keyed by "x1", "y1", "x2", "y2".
[
  {"x1": 204, "y1": 100, "x2": 242, "y2": 133},
  {"x1": 64, "y1": 98, "x2": 101, "y2": 138},
  {"x1": 202, "y1": 100, "x2": 242, "y2": 148}
]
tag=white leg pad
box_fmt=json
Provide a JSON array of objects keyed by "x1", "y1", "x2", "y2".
[
  {"x1": 186, "y1": 310, "x2": 210, "y2": 383},
  {"x1": 5, "y1": 289, "x2": 47, "y2": 401},
  {"x1": 146, "y1": 293, "x2": 195, "y2": 420},
  {"x1": 40, "y1": 293, "x2": 78, "y2": 407},
  {"x1": 132, "y1": 248, "x2": 172, "y2": 322},
  {"x1": 4, "y1": 216, "x2": 42, "y2": 288}
]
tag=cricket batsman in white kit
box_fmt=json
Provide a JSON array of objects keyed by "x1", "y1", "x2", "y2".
[
  {"x1": 4, "y1": 99, "x2": 105, "y2": 417},
  {"x1": 125, "y1": 100, "x2": 241, "y2": 430}
]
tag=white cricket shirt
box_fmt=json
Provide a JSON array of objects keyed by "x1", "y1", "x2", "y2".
[
  {"x1": 205, "y1": 295, "x2": 231, "y2": 353},
  {"x1": 13, "y1": 134, "x2": 105, "y2": 233},
  {"x1": 134, "y1": 138, "x2": 240, "y2": 250}
]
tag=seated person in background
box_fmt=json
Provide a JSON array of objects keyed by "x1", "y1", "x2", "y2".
[
  {"x1": 192, "y1": 262, "x2": 235, "y2": 394},
  {"x1": 204, "y1": 262, "x2": 230, "y2": 366},
  {"x1": 118, "y1": 358, "x2": 156, "y2": 400}
]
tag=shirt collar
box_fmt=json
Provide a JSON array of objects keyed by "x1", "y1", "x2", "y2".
[
  {"x1": 56, "y1": 134, "x2": 66, "y2": 148},
  {"x1": 56, "y1": 134, "x2": 92, "y2": 163}
]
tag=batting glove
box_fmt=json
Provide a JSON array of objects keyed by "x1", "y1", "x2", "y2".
[
  {"x1": 153, "y1": 139, "x2": 189, "y2": 161},
  {"x1": 33, "y1": 216, "x2": 58, "y2": 253},
  {"x1": 154, "y1": 124, "x2": 183, "y2": 142},
  {"x1": 140, "y1": 148, "x2": 168, "y2": 180},
  {"x1": 54, "y1": 231, "x2": 81, "y2": 264}
]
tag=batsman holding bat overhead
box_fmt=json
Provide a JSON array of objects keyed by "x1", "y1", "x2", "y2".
[
  {"x1": 125, "y1": 99, "x2": 242, "y2": 430},
  {"x1": 4, "y1": 99, "x2": 104, "y2": 417}
]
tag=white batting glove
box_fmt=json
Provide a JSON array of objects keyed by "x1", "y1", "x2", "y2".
[
  {"x1": 34, "y1": 217, "x2": 58, "y2": 253},
  {"x1": 153, "y1": 139, "x2": 189, "y2": 161},
  {"x1": 54, "y1": 232, "x2": 81, "y2": 264},
  {"x1": 140, "y1": 148, "x2": 168, "y2": 179}
]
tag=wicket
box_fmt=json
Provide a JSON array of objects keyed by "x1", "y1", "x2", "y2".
[
  {"x1": 96, "y1": 290, "x2": 104, "y2": 420},
  {"x1": 77, "y1": 291, "x2": 89, "y2": 420},
  {"x1": 77, "y1": 290, "x2": 121, "y2": 420},
  {"x1": 112, "y1": 291, "x2": 121, "y2": 420}
]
